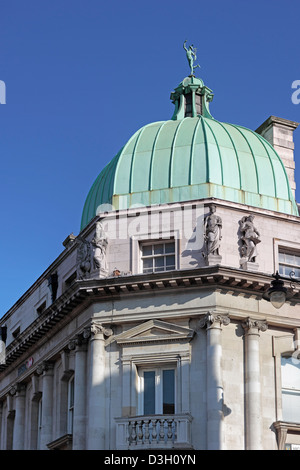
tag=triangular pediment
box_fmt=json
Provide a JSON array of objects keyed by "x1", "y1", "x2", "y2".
[{"x1": 115, "y1": 319, "x2": 194, "y2": 345}]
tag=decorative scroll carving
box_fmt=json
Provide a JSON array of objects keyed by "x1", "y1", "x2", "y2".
[
  {"x1": 199, "y1": 311, "x2": 230, "y2": 329},
  {"x1": 83, "y1": 322, "x2": 113, "y2": 340},
  {"x1": 9, "y1": 385, "x2": 17, "y2": 396},
  {"x1": 68, "y1": 333, "x2": 88, "y2": 351},
  {"x1": 202, "y1": 205, "x2": 222, "y2": 266},
  {"x1": 239, "y1": 215, "x2": 261, "y2": 270},
  {"x1": 36, "y1": 361, "x2": 54, "y2": 376},
  {"x1": 9, "y1": 383, "x2": 26, "y2": 396},
  {"x1": 242, "y1": 318, "x2": 268, "y2": 334}
]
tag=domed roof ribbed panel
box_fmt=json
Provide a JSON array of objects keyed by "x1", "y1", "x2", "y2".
[{"x1": 81, "y1": 116, "x2": 298, "y2": 230}]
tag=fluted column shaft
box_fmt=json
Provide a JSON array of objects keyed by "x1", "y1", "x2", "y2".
[
  {"x1": 85, "y1": 322, "x2": 112, "y2": 450},
  {"x1": 200, "y1": 312, "x2": 230, "y2": 450},
  {"x1": 37, "y1": 362, "x2": 54, "y2": 450},
  {"x1": 69, "y1": 335, "x2": 88, "y2": 450},
  {"x1": 12, "y1": 384, "x2": 26, "y2": 449},
  {"x1": 242, "y1": 318, "x2": 267, "y2": 450}
]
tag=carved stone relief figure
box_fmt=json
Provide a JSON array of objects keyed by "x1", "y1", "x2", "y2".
[
  {"x1": 202, "y1": 204, "x2": 222, "y2": 265},
  {"x1": 91, "y1": 221, "x2": 108, "y2": 274},
  {"x1": 239, "y1": 215, "x2": 261, "y2": 270},
  {"x1": 76, "y1": 221, "x2": 108, "y2": 280},
  {"x1": 76, "y1": 237, "x2": 92, "y2": 279}
]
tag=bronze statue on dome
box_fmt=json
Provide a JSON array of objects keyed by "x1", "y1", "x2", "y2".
[{"x1": 183, "y1": 40, "x2": 200, "y2": 76}]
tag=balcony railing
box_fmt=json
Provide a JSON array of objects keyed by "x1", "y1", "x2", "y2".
[{"x1": 115, "y1": 413, "x2": 193, "y2": 450}]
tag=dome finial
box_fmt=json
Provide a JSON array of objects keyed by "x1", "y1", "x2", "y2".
[{"x1": 183, "y1": 40, "x2": 200, "y2": 76}]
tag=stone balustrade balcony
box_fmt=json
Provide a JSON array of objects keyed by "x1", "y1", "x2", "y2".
[{"x1": 115, "y1": 413, "x2": 193, "y2": 450}]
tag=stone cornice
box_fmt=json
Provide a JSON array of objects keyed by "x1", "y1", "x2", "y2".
[{"x1": 0, "y1": 265, "x2": 299, "y2": 373}]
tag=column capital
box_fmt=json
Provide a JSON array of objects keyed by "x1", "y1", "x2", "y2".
[
  {"x1": 9, "y1": 383, "x2": 26, "y2": 396},
  {"x1": 36, "y1": 361, "x2": 54, "y2": 376},
  {"x1": 242, "y1": 318, "x2": 268, "y2": 335},
  {"x1": 199, "y1": 311, "x2": 230, "y2": 330},
  {"x1": 83, "y1": 321, "x2": 113, "y2": 340},
  {"x1": 68, "y1": 333, "x2": 88, "y2": 351}
]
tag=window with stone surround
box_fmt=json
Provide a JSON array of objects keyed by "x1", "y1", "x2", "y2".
[
  {"x1": 36, "y1": 301, "x2": 46, "y2": 316},
  {"x1": 138, "y1": 366, "x2": 176, "y2": 415},
  {"x1": 281, "y1": 356, "x2": 300, "y2": 423},
  {"x1": 140, "y1": 240, "x2": 176, "y2": 274},
  {"x1": 278, "y1": 249, "x2": 300, "y2": 278}
]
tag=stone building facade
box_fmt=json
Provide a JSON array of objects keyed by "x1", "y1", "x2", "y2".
[{"x1": 0, "y1": 70, "x2": 300, "y2": 451}]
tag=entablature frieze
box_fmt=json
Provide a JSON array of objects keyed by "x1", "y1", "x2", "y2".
[{"x1": 0, "y1": 266, "x2": 299, "y2": 374}]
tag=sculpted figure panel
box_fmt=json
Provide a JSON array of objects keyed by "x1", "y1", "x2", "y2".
[
  {"x1": 239, "y1": 215, "x2": 261, "y2": 263},
  {"x1": 76, "y1": 237, "x2": 92, "y2": 279},
  {"x1": 91, "y1": 221, "x2": 108, "y2": 272},
  {"x1": 76, "y1": 220, "x2": 108, "y2": 279},
  {"x1": 203, "y1": 204, "x2": 222, "y2": 257}
]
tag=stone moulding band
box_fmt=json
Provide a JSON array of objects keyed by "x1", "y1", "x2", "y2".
[{"x1": 0, "y1": 266, "x2": 299, "y2": 374}]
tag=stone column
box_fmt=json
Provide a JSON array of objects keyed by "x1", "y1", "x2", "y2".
[
  {"x1": 30, "y1": 375, "x2": 42, "y2": 450},
  {"x1": 0, "y1": 402, "x2": 3, "y2": 449},
  {"x1": 180, "y1": 354, "x2": 191, "y2": 413},
  {"x1": 200, "y1": 312, "x2": 230, "y2": 450},
  {"x1": 242, "y1": 318, "x2": 267, "y2": 450},
  {"x1": 69, "y1": 334, "x2": 88, "y2": 450},
  {"x1": 11, "y1": 384, "x2": 26, "y2": 449},
  {"x1": 85, "y1": 321, "x2": 112, "y2": 450},
  {"x1": 121, "y1": 358, "x2": 134, "y2": 416},
  {"x1": 6, "y1": 394, "x2": 15, "y2": 450},
  {"x1": 37, "y1": 361, "x2": 54, "y2": 450}
]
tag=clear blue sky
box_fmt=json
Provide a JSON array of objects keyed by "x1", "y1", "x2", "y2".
[{"x1": 1, "y1": 0, "x2": 299, "y2": 315}]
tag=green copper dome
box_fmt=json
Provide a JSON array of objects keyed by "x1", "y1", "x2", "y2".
[{"x1": 81, "y1": 78, "x2": 298, "y2": 230}]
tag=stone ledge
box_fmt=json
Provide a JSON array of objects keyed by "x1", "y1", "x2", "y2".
[{"x1": 1, "y1": 266, "x2": 299, "y2": 372}]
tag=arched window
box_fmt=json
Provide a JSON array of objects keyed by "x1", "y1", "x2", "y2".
[{"x1": 281, "y1": 356, "x2": 300, "y2": 423}]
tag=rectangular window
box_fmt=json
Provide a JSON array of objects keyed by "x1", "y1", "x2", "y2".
[
  {"x1": 144, "y1": 371, "x2": 156, "y2": 415},
  {"x1": 163, "y1": 369, "x2": 175, "y2": 414},
  {"x1": 64, "y1": 271, "x2": 77, "y2": 291},
  {"x1": 279, "y1": 250, "x2": 300, "y2": 278},
  {"x1": 139, "y1": 367, "x2": 175, "y2": 415},
  {"x1": 140, "y1": 241, "x2": 176, "y2": 274},
  {"x1": 281, "y1": 356, "x2": 300, "y2": 423},
  {"x1": 36, "y1": 301, "x2": 46, "y2": 315}
]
